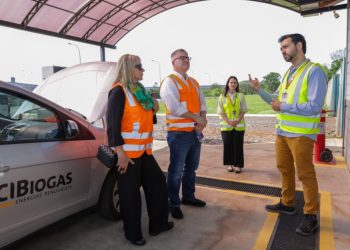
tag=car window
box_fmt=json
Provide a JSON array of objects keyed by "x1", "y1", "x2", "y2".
[{"x1": 0, "y1": 90, "x2": 64, "y2": 143}]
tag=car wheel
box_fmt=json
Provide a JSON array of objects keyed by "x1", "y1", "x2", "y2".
[{"x1": 99, "y1": 168, "x2": 121, "y2": 220}]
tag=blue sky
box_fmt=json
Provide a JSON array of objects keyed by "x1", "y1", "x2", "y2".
[{"x1": 0, "y1": 0, "x2": 347, "y2": 87}]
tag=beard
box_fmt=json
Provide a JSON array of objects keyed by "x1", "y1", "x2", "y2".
[
  {"x1": 283, "y1": 53, "x2": 293, "y2": 62},
  {"x1": 282, "y1": 48, "x2": 297, "y2": 62}
]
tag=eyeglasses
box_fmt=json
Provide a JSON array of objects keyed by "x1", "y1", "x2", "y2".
[
  {"x1": 174, "y1": 56, "x2": 191, "y2": 61},
  {"x1": 135, "y1": 63, "x2": 144, "y2": 70}
]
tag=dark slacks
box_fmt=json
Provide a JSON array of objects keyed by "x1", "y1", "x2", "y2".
[
  {"x1": 118, "y1": 152, "x2": 169, "y2": 241},
  {"x1": 221, "y1": 129, "x2": 245, "y2": 168}
]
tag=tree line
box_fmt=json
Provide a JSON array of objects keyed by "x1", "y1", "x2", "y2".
[
  {"x1": 150, "y1": 50, "x2": 344, "y2": 98},
  {"x1": 200, "y1": 50, "x2": 343, "y2": 97}
]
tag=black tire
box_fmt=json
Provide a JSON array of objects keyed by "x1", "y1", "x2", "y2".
[
  {"x1": 320, "y1": 150, "x2": 333, "y2": 163},
  {"x1": 99, "y1": 168, "x2": 121, "y2": 220},
  {"x1": 324, "y1": 148, "x2": 332, "y2": 153}
]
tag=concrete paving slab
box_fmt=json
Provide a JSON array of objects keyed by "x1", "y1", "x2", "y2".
[
  {"x1": 154, "y1": 143, "x2": 350, "y2": 250},
  {"x1": 11, "y1": 186, "x2": 276, "y2": 250},
  {"x1": 7, "y1": 142, "x2": 350, "y2": 250}
]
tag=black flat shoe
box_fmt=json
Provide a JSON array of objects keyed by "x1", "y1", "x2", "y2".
[
  {"x1": 149, "y1": 221, "x2": 174, "y2": 236},
  {"x1": 181, "y1": 198, "x2": 206, "y2": 207},
  {"x1": 169, "y1": 206, "x2": 184, "y2": 219},
  {"x1": 127, "y1": 237, "x2": 146, "y2": 246}
]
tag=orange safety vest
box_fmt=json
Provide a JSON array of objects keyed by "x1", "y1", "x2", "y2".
[
  {"x1": 162, "y1": 74, "x2": 201, "y2": 132},
  {"x1": 112, "y1": 82, "x2": 153, "y2": 158}
]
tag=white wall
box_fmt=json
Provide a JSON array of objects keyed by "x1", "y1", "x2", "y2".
[{"x1": 344, "y1": 6, "x2": 350, "y2": 169}]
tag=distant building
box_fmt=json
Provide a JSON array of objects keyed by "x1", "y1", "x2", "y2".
[
  {"x1": 6, "y1": 77, "x2": 37, "y2": 91},
  {"x1": 42, "y1": 66, "x2": 66, "y2": 80}
]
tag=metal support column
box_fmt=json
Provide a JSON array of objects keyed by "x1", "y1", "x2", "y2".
[{"x1": 100, "y1": 46, "x2": 105, "y2": 61}]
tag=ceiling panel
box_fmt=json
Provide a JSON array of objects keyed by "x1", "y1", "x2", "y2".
[{"x1": 0, "y1": 0, "x2": 346, "y2": 48}]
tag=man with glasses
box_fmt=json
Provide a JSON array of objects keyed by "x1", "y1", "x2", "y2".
[{"x1": 160, "y1": 49, "x2": 207, "y2": 219}]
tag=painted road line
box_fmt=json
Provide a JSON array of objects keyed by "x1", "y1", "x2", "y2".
[
  {"x1": 320, "y1": 191, "x2": 335, "y2": 250},
  {"x1": 197, "y1": 186, "x2": 279, "y2": 250},
  {"x1": 253, "y1": 212, "x2": 279, "y2": 250},
  {"x1": 315, "y1": 155, "x2": 347, "y2": 169},
  {"x1": 197, "y1": 179, "x2": 335, "y2": 250}
]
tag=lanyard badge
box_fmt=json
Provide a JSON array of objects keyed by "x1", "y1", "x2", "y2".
[{"x1": 281, "y1": 90, "x2": 288, "y2": 103}]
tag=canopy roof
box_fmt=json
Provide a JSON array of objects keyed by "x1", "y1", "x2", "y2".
[{"x1": 0, "y1": 0, "x2": 347, "y2": 48}]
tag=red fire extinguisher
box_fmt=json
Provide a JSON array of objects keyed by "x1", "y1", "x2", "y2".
[{"x1": 314, "y1": 109, "x2": 333, "y2": 162}]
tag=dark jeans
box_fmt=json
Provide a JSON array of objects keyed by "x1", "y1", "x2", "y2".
[
  {"x1": 166, "y1": 131, "x2": 201, "y2": 207},
  {"x1": 118, "y1": 152, "x2": 169, "y2": 241},
  {"x1": 221, "y1": 129, "x2": 245, "y2": 168}
]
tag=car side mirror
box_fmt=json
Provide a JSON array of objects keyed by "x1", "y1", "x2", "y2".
[{"x1": 65, "y1": 120, "x2": 79, "y2": 139}]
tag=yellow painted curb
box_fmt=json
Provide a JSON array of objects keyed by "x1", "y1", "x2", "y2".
[
  {"x1": 197, "y1": 185, "x2": 279, "y2": 250},
  {"x1": 196, "y1": 178, "x2": 335, "y2": 250},
  {"x1": 319, "y1": 191, "x2": 335, "y2": 250},
  {"x1": 315, "y1": 155, "x2": 347, "y2": 169},
  {"x1": 253, "y1": 212, "x2": 279, "y2": 250}
]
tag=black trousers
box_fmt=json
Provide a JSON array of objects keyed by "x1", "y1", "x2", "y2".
[
  {"x1": 118, "y1": 152, "x2": 169, "y2": 241},
  {"x1": 221, "y1": 130, "x2": 245, "y2": 168}
]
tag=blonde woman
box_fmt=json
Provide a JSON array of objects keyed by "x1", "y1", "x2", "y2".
[
  {"x1": 218, "y1": 76, "x2": 247, "y2": 173},
  {"x1": 106, "y1": 54, "x2": 173, "y2": 246}
]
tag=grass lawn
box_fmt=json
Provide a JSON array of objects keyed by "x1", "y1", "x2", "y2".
[{"x1": 158, "y1": 94, "x2": 276, "y2": 114}]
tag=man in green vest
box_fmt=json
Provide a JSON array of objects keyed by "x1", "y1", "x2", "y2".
[{"x1": 249, "y1": 33, "x2": 327, "y2": 236}]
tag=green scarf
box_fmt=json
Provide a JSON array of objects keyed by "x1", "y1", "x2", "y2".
[{"x1": 127, "y1": 82, "x2": 154, "y2": 111}]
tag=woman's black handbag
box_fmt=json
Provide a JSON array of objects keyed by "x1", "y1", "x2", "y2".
[{"x1": 96, "y1": 144, "x2": 118, "y2": 168}]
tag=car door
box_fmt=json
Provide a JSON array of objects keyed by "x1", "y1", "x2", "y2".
[{"x1": 0, "y1": 87, "x2": 92, "y2": 247}]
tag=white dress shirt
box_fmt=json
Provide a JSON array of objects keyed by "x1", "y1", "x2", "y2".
[{"x1": 160, "y1": 71, "x2": 207, "y2": 117}]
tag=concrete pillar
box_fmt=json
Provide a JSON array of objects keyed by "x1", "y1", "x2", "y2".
[{"x1": 345, "y1": 5, "x2": 350, "y2": 170}]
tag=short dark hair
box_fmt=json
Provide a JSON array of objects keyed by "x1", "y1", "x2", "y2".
[
  {"x1": 278, "y1": 33, "x2": 306, "y2": 54},
  {"x1": 171, "y1": 49, "x2": 187, "y2": 60}
]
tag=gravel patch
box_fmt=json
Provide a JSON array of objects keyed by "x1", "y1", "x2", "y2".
[{"x1": 154, "y1": 115, "x2": 336, "y2": 145}]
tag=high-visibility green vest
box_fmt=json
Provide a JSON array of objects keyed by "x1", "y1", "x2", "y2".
[
  {"x1": 276, "y1": 60, "x2": 326, "y2": 134},
  {"x1": 219, "y1": 92, "x2": 245, "y2": 131}
]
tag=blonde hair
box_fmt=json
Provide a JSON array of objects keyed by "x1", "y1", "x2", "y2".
[{"x1": 115, "y1": 54, "x2": 140, "y2": 87}]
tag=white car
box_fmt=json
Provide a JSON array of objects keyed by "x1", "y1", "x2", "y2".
[{"x1": 0, "y1": 79, "x2": 120, "y2": 248}]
